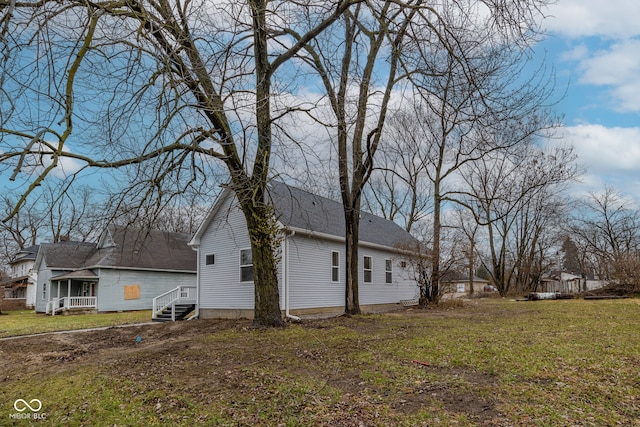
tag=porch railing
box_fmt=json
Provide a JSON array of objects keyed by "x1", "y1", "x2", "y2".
[
  {"x1": 152, "y1": 286, "x2": 197, "y2": 321},
  {"x1": 46, "y1": 296, "x2": 97, "y2": 315}
]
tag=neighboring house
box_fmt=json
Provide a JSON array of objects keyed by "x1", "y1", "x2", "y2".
[
  {"x1": 0, "y1": 245, "x2": 40, "y2": 309},
  {"x1": 440, "y1": 271, "x2": 490, "y2": 297},
  {"x1": 538, "y1": 271, "x2": 605, "y2": 293},
  {"x1": 188, "y1": 182, "x2": 420, "y2": 320},
  {"x1": 34, "y1": 227, "x2": 196, "y2": 315}
]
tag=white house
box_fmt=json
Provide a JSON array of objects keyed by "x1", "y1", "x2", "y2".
[
  {"x1": 188, "y1": 182, "x2": 420, "y2": 320},
  {"x1": 1, "y1": 245, "x2": 39, "y2": 309}
]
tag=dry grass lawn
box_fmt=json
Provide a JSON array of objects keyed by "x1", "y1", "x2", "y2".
[{"x1": 1, "y1": 299, "x2": 639, "y2": 426}]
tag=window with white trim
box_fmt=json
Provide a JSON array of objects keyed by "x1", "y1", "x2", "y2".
[
  {"x1": 240, "y1": 249, "x2": 254, "y2": 282},
  {"x1": 385, "y1": 259, "x2": 393, "y2": 284},
  {"x1": 363, "y1": 255, "x2": 372, "y2": 283},
  {"x1": 331, "y1": 251, "x2": 340, "y2": 282}
]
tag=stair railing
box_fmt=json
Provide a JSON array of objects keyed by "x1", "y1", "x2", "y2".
[{"x1": 152, "y1": 286, "x2": 197, "y2": 320}]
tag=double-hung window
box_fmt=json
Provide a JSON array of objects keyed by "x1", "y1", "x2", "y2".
[
  {"x1": 363, "y1": 256, "x2": 372, "y2": 283},
  {"x1": 385, "y1": 259, "x2": 393, "y2": 284},
  {"x1": 240, "y1": 249, "x2": 254, "y2": 282},
  {"x1": 331, "y1": 251, "x2": 340, "y2": 282}
]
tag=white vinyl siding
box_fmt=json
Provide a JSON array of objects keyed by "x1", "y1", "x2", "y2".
[
  {"x1": 196, "y1": 194, "x2": 263, "y2": 310},
  {"x1": 286, "y1": 235, "x2": 343, "y2": 309}
]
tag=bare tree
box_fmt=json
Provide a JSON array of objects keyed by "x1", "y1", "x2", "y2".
[
  {"x1": 290, "y1": 1, "x2": 419, "y2": 315},
  {"x1": 0, "y1": 0, "x2": 363, "y2": 326},
  {"x1": 299, "y1": 0, "x2": 554, "y2": 312},
  {"x1": 364, "y1": 109, "x2": 434, "y2": 233},
  {"x1": 569, "y1": 186, "x2": 640, "y2": 290},
  {"x1": 463, "y1": 143, "x2": 577, "y2": 294},
  {"x1": 372, "y1": 21, "x2": 561, "y2": 302}
]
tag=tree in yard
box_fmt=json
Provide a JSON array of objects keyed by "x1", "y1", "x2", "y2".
[
  {"x1": 294, "y1": 1, "x2": 420, "y2": 315},
  {"x1": 462, "y1": 143, "x2": 577, "y2": 295},
  {"x1": 297, "y1": 0, "x2": 555, "y2": 312},
  {"x1": 368, "y1": 1, "x2": 560, "y2": 302},
  {"x1": 0, "y1": 0, "x2": 359, "y2": 327},
  {"x1": 569, "y1": 185, "x2": 640, "y2": 291}
]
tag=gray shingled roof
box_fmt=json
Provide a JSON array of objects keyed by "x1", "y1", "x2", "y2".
[
  {"x1": 92, "y1": 227, "x2": 196, "y2": 271},
  {"x1": 40, "y1": 241, "x2": 98, "y2": 269},
  {"x1": 267, "y1": 181, "x2": 416, "y2": 249},
  {"x1": 41, "y1": 227, "x2": 196, "y2": 272}
]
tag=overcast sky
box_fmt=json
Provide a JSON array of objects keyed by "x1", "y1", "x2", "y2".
[{"x1": 539, "y1": 0, "x2": 640, "y2": 201}]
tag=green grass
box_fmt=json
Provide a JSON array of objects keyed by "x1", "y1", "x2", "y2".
[
  {"x1": 3, "y1": 299, "x2": 640, "y2": 426},
  {"x1": 0, "y1": 309, "x2": 152, "y2": 338}
]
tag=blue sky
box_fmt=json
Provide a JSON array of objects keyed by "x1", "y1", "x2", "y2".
[
  {"x1": 3, "y1": 1, "x2": 639, "y2": 207},
  {"x1": 538, "y1": 0, "x2": 640, "y2": 201}
]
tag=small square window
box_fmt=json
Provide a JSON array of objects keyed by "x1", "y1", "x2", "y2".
[{"x1": 206, "y1": 254, "x2": 215, "y2": 265}]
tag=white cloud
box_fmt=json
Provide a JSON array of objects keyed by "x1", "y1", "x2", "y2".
[
  {"x1": 543, "y1": 0, "x2": 640, "y2": 39},
  {"x1": 553, "y1": 124, "x2": 640, "y2": 198},
  {"x1": 571, "y1": 39, "x2": 640, "y2": 112},
  {"x1": 21, "y1": 143, "x2": 86, "y2": 179}
]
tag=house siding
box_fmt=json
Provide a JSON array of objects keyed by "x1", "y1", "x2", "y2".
[
  {"x1": 357, "y1": 246, "x2": 417, "y2": 305},
  {"x1": 96, "y1": 268, "x2": 195, "y2": 312},
  {"x1": 197, "y1": 195, "x2": 260, "y2": 311},
  {"x1": 286, "y1": 235, "x2": 344, "y2": 309},
  {"x1": 194, "y1": 188, "x2": 420, "y2": 318},
  {"x1": 35, "y1": 266, "x2": 53, "y2": 313}
]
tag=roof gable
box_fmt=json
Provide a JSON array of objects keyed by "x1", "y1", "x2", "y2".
[{"x1": 191, "y1": 181, "x2": 416, "y2": 250}]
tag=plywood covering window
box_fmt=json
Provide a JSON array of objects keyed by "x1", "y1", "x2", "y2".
[
  {"x1": 363, "y1": 256, "x2": 372, "y2": 283},
  {"x1": 240, "y1": 249, "x2": 254, "y2": 282},
  {"x1": 124, "y1": 284, "x2": 140, "y2": 300}
]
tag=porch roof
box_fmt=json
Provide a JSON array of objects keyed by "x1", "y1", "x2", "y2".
[
  {"x1": 51, "y1": 269, "x2": 98, "y2": 281},
  {"x1": 0, "y1": 275, "x2": 30, "y2": 287}
]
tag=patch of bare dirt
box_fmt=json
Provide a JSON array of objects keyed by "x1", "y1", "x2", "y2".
[{"x1": 0, "y1": 309, "x2": 510, "y2": 424}]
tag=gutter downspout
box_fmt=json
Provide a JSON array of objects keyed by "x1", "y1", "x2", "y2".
[{"x1": 284, "y1": 230, "x2": 301, "y2": 322}]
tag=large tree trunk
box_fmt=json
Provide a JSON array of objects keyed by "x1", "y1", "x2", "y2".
[
  {"x1": 241, "y1": 199, "x2": 285, "y2": 327},
  {"x1": 241, "y1": 0, "x2": 284, "y2": 327},
  {"x1": 344, "y1": 205, "x2": 361, "y2": 315}
]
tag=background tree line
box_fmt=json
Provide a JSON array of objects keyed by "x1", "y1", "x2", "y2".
[{"x1": 3, "y1": 0, "x2": 637, "y2": 325}]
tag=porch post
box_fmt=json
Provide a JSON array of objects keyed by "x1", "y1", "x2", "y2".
[{"x1": 67, "y1": 279, "x2": 71, "y2": 297}]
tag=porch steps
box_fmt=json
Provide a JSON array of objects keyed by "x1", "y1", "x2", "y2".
[{"x1": 152, "y1": 304, "x2": 196, "y2": 322}]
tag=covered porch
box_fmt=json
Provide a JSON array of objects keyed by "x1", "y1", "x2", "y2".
[{"x1": 45, "y1": 269, "x2": 98, "y2": 315}]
